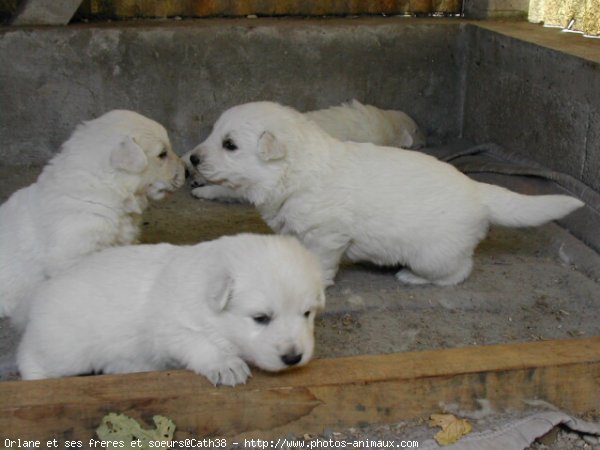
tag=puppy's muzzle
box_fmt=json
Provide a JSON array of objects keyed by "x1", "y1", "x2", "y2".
[
  {"x1": 281, "y1": 351, "x2": 303, "y2": 366},
  {"x1": 186, "y1": 152, "x2": 206, "y2": 188}
]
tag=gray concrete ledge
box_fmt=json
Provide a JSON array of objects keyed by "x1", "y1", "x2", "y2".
[
  {"x1": 462, "y1": 22, "x2": 600, "y2": 192},
  {"x1": 0, "y1": 18, "x2": 467, "y2": 164},
  {"x1": 1, "y1": 18, "x2": 597, "y2": 168}
]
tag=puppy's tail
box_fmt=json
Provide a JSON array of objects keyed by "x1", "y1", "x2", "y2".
[{"x1": 477, "y1": 182, "x2": 584, "y2": 227}]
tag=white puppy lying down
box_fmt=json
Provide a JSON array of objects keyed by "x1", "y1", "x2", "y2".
[
  {"x1": 191, "y1": 101, "x2": 584, "y2": 287},
  {"x1": 186, "y1": 100, "x2": 425, "y2": 202},
  {"x1": 0, "y1": 110, "x2": 185, "y2": 318},
  {"x1": 305, "y1": 99, "x2": 426, "y2": 149},
  {"x1": 17, "y1": 233, "x2": 325, "y2": 385}
]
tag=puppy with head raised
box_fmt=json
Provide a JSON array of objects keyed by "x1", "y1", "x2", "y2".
[
  {"x1": 0, "y1": 110, "x2": 185, "y2": 318},
  {"x1": 185, "y1": 100, "x2": 425, "y2": 202},
  {"x1": 17, "y1": 233, "x2": 325, "y2": 385},
  {"x1": 190, "y1": 101, "x2": 583, "y2": 287}
]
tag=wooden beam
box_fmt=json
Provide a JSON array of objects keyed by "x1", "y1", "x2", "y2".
[
  {"x1": 77, "y1": 0, "x2": 463, "y2": 19},
  {"x1": 1, "y1": 337, "x2": 599, "y2": 443}
]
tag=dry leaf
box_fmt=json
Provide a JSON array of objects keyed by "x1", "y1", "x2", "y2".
[
  {"x1": 429, "y1": 413, "x2": 473, "y2": 446},
  {"x1": 96, "y1": 412, "x2": 176, "y2": 449}
]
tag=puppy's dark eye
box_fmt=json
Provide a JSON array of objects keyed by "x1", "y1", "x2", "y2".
[
  {"x1": 253, "y1": 314, "x2": 272, "y2": 325},
  {"x1": 222, "y1": 138, "x2": 238, "y2": 151},
  {"x1": 304, "y1": 311, "x2": 311, "y2": 319},
  {"x1": 158, "y1": 150, "x2": 168, "y2": 159}
]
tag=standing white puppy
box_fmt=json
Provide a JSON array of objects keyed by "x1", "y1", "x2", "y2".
[
  {"x1": 186, "y1": 100, "x2": 425, "y2": 202},
  {"x1": 0, "y1": 110, "x2": 185, "y2": 318},
  {"x1": 17, "y1": 234, "x2": 325, "y2": 386},
  {"x1": 190, "y1": 101, "x2": 584, "y2": 286}
]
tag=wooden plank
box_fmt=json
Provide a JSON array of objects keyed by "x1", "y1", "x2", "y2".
[
  {"x1": 1, "y1": 337, "x2": 599, "y2": 443},
  {"x1": 77, "y1": 0, "x2": 463, "y2": 19}
]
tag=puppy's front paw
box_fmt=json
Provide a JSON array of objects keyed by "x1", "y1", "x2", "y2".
[
  {"x1": 322, "y1": 269, "x2": 338, "y2": 288},
  {"x1": 395, "y1": 268, "x2": 430, "y2": 285},
  {"x1": 191, "y1": 186, "x2": 211, "y2": 199},
  {"x1": 323, "y1": 277, "x2": 336, "y2": 288},
  {"x1": 191, "y1": 185, "x2": 242, "y2": 203},
  {"x1": 204, "y1": 356, "x2": 251, "y2": 386}
]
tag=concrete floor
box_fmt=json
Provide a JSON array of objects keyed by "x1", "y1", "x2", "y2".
[
  {"x1": 1, "y1": 152, "x2": 599, "y2": 380},
  {"x1": 1, "y1": 151, "x2": 599, "y2": 448},
  {"x1": 143, "y1": 178, "x2": 600, "y2": 361}
]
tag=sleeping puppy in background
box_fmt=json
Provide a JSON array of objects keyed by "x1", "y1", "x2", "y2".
[
  {"x1": 305, "y1": 99, "x2": 426, "y2": 149},
  {"x1": 185, "y1": 99, "x2": 426, "y2": 202},
  {"x1": 17, "y1": 234, "x2": 325, "y2": 386},
  {"x1": 0, "y1": 110, "x2": 185, "y2": 318},
  {"x1": 188, "y1": 101, "x2": 583, "y2": 287}
]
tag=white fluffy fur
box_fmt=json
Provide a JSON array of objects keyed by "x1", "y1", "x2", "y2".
[
  {"x1": 17, "y1": 233, "x2": 325, "y2": 385},
  {"x1": 305, "y1": 99, "x2": 426, "y2": 149},
  {"x1": 185, "y1": 100, "x2": 425, "y2": 202},
  {"x1": 0, "y1": 110, "x2": 185, "y2": 318},
  {"x1": 192, "y1": 101, "x2": 584, "y2": 286}
]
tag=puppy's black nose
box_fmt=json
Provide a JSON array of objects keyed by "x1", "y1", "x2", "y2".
[
  {"x1": 281, "y1": 352, "x2": 303, "y2": 366},
  {"x1": 189, "y1": 153, "x2": 200, "y2": 167}
]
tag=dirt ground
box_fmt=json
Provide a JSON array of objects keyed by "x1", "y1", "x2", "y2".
[{"x1": 0, "y1": 162, "x2": 599, "y2": 448}]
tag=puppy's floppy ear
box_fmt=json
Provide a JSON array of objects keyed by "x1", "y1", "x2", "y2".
[
  {"x1": 257, "y1": 131, "x2": 286, "y2": 161},
  {"x1": 110, "y1": 136, "x2": 148, "y2": 174},
  {"x1": 208, "y1": 273, "x2": 234, "y2": 312}
]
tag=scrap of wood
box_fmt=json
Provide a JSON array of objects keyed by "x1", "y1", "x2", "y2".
[
  {"x1": 11, "y1": 0, "x2": 83, "y2": 25},
  {"x1": 0, "y1": 337, "x2": 599, "y2": 442}
]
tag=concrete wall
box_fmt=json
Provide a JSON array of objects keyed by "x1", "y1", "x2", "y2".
[
  {"x1": 1, "y1": 18, "x2": 599, "y2": 193},
  {"x1": 462, "y1": 25, "x2": 600, "y2": 192},
  {"x1": 0, "y1": 19, "x2": 467, "y2": 165}
]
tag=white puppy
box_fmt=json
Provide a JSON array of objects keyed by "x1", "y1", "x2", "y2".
[
  {"x1": 17, "y1": 233, "x2": 325, "y2": 385},
  {"x1": 185, "y1": 100, "x2": 425, "y2": 202},
  {"x1": 305, "y1": 99, "x2": 426, "y2": 150},
  {"x1": 0, "y1": 110, "x2": 185, "y2": 318},
  {"x1": 191, "y1": 101, "x2": 584, "y2": 287}
]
